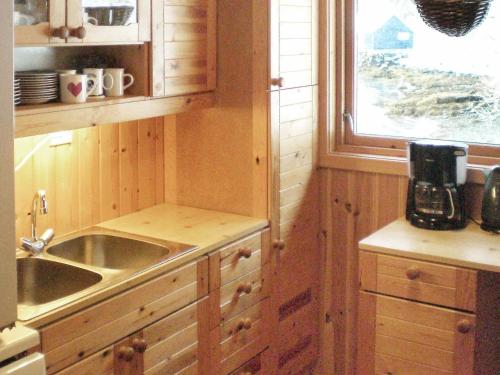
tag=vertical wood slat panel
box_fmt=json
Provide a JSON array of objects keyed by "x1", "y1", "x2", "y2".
[{"x1": 14, "y1": 119, "x2": 166, "y2": 243}]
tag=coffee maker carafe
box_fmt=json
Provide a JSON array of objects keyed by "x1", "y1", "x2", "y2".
[{"x1": 406, "y1": 140, "x2": 468, "y2": 230}]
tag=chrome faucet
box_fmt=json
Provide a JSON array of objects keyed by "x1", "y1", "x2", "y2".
[{"x1": 21, "y1": 190, "x2": 55, "y2": 255}]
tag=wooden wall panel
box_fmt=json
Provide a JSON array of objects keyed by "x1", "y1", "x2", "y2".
[
  {"x1": 320, "y1": 167, "x2": 486, "y2": 375},
  {"x1": 14, "y1": 119, "x2": 165, "y2": 245}
]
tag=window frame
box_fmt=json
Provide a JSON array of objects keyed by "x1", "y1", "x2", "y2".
[{"x1": 322, "y1": 0, "x2": 500, "y2": 169}]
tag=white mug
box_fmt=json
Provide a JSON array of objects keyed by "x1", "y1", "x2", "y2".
[
  {"x1": 104, "y1": 68, "x2": 134, "y2": 97},
  {"x1": 59, "y1": 74, "x2": 97, "y2": 104},
  {"x1": 56, "y1": 69, "x2": 77, "y2": 75},
  {"x1": 83, "y1": 68, "x2": 113, "y2": 96},
  {"x1": 14, "y1": 12, "x2": 35, "y2": 26},
  {"x1": 83, "y1": 12, "x2": 98, "y2": 25}
]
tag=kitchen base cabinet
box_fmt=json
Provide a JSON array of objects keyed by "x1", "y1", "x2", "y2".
[{"x1": 41, "y1": 257, "x2": 208, "y2": 374}]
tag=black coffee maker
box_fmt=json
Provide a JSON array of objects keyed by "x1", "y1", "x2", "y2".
[{"x1": 406, "y1": 140, "x2": 468, "y2": 230}]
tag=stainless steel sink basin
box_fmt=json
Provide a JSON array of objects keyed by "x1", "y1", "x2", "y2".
[
  {"x1": 17, "y1": 257, "x2": 102, "y2": 306},
  {"x1": 47, "y1": 234, "x2": 173, "y2": 270}
]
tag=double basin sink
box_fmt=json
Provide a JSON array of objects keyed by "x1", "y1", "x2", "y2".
[{"x1": 17, "y1": 233, "x2": 196, "y2": 321}]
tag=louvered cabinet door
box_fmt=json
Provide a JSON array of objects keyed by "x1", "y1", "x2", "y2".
[
  {"x1": 270, "y1": 0, "x2": 318, "y2": 91},
  {"x1": 269, "y1": 85, "x2": 320, "y2": 374},
  {"x1": 152, "y1": 0, "x2": 217, "y2": 97}
]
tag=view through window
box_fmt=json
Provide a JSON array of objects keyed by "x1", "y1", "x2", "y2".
[{"x1": 354, "y1": 0, "x2": 500, "y2": 145}]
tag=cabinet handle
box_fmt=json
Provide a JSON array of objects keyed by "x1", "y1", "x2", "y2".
[
  {"x1": 53, "y1": 26, "x2": 70, "y2": 39},
  {"x1": 238, "y1": 247, "x2": 252, "y2": 259},
  {"x1": 272, "y1": 239, "x2": 286, "y2": 251},
  {"x1": 117, "y1": 346, "x2": 135, "y2": 362},
  {"x1": 457, "y1": 319, "x2": 473, "y2": 334},
  {"x1": 237, "y1": 318, "x2": 252, "y2": 331},
  {"x1": 405, "y1": 266, "x2": 421, "y2": 280},
  {"x1": 237, "y1": 282, "x2": 253, "y2": 294},
  {"x1": 270, "y1": 77, "x2": 284, "y2": 87},
  {"x1": 131, "y1": 338, "x2": 148, "y2": 353},
  {"x1": 240, "y1": 372, "x2": 252, "y2": 375},
  {"x1": 71, "y1": 26, "x2": 87, "y2": 39}
]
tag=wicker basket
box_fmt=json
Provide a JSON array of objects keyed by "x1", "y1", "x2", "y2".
[
  {"x1": 414, "y1": 0, "x2": 492, "y2": 37},
  {"x1": 84, "y1": 5, "x2": 135, "y2": 26}
]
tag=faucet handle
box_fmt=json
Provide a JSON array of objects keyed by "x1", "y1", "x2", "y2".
[{"x1": 40, "y1": 228, "x2": 54, "y2": 245}]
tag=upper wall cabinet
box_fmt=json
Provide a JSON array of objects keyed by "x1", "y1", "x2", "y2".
[
  {"x1": 270, "y1": 0, "x2": 318, "y2": 91},
  {"x1": 151, "y1": 0, "x2": 217, "y2": 97},
  {"x1": 14, "y1": 0, "x2": 151, "y2": 46}
]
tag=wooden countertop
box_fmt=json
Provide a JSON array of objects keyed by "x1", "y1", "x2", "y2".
[
  {"x1": 359, "y1": 218, "x2": 500, "y2": 273},
  {"x1": 23, "y1": 204, "x2": 268, "y2": 328},
  {"x1": 96, "y1": 203, "x2": 268, "y2": 252}
]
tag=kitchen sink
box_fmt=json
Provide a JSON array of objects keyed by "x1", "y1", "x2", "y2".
[
  {"x1": 47, "y1": 234, "x2": 178, "y2": 270},
  {"x1": 17, "y1": 257, "x2": 102, "y2": 306}
]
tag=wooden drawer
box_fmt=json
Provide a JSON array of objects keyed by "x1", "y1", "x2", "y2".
[
  {"x1": 357, "y1": 291, "x2": 476, "y2": 375},
  {"x1": 210, "y1": 230, "x2": 270, "y2": 290},
  {"x1": 360, "y1": 251, "x2": 477, "y2": 311},
  {"x1": 55, "y1": 346, "x2": 113, "y2": 375},
  {"x1": 41, "y1": 257, "x2": 208, "y2": 374},
  {"x1": 210, "y1": 265, "x2": 270, "y2": 329},
  {"x1": 212, "y1": 299, "x2": 270, "y2": 375},
  {"x1": 229, "y1": 352, "x2": 263, "y2": 375},
  {"x1": 143, "y1": 297, "x2": 209, "y2": 374}
]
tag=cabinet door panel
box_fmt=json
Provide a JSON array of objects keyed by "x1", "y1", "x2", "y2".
[
  {"x1": 14, "y1": 0, "x2": 66, "y2": 45},
  {"x1": 153, "y1": 0, "x2": 216, "y2": 97},
  {"x1": 55, "y1": 346, "x2": 114, "y2": 375},
  {"x1": 270, "y1": 0, "x2": 318, "y2": 90},
  {"x1": 66, "y1": 0, "x2": 149, "y2": 43},
  {"x1": 357, "y1": 292, "x2": 476, "y2": 375}
]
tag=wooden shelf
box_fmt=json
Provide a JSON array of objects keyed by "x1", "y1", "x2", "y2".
[{"x1": 15, "y1": 92, "x2": 215, "y2": 138}]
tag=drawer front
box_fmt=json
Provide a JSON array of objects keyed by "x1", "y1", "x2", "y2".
[
  {"x1": 42, "y1": 257, "x2": 208, "y2": 374},
  {"x1": 210, "y1": 230, "x2": 270, "y2": 291},
  {"x1": 55, "y1": 346, "x2": 113, "y2": 375},
  {"x1": 359, "y1": 251, "x2": 477, "y2": 311},
  {"x1": 218, "y1": 266, "x2": 269, "y2": 326},
  {"x1": 358, "y1": 292, "x2": 476, "y2": 375},
  {"x1": 229, "y1": 352, "x2": 262, "y2": 375},
  {"x1": 143, "y1": 297, "x2": 209, "y2": 373}
]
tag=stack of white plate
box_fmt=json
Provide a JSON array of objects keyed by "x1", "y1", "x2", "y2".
[
  {"x1": 14, "y1": 78, "x2": 21, "y2": 106},
  {"x1": 15, "y1": 70, "x2": 59, "y2": 105}
]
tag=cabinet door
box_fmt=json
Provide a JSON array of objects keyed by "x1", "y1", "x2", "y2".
[
  {"x1": 66, "y1": 0, "x2": 150, "y2": 43},
  {"x1": 269, "y1": 86, "x2": 320, "y2": 374},
  {"x1": 151, "y1": 0, "x2": 217, "y2": 97},
  {"x1": 14, "y1": 0, "x2": 66, "y2": 45},
  {"x1": 55, "y1": 346, "x2": 114, "y2": 375},
  {"x1": 270, "y1": 0, "x2": 318, "y2": 91},
  {"x1": 357, "y1": 292, "x2": 476, "y2": 375}
]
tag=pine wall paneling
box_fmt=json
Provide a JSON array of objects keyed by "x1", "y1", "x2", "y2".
[{"x1": 14, "y1": 118, "x2": 165, "y2": 245}]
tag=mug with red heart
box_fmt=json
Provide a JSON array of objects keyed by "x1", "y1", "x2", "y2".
[{"x1": 59, "y1": 74, "x2": 97, "y2": 104}]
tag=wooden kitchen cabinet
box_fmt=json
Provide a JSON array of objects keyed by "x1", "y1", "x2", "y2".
[
  {"x1": 357, "y1": 292, "x2": 476, "y2": 375},
  {"x1": 151, "y1": 0, "x2": 217, "y2": 97},
  {"x1": 14, "y1": 0, "x2": 150, "y2": 45},
  {"x1": 43, "y1": 257, "x2": 208, "y2": 374},
  {"x1": 209, "y1": 230, "x2": 272, "y2": 374}
]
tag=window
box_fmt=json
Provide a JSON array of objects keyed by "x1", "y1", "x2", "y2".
[{"x1": 331, "y1": 0, "x2": 500, "y2": 162}]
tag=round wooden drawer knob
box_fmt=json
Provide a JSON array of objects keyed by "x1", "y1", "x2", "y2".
[
  {"x1": 53, "y1": 26, "x2": 70, "y2": 39},
  {"x1": 457, "y1": 319, "x2": 473, "y2": 334},
  {"x1": 272, "y1": 239, "x2": 286, "y2": 251},
  {"x1": 405, "y1": 266, "x2": 421, "y2": 280},
  {"x1": 237, "y1": 283, "x2": 253, "y2": 294},
  {"x1": 270, "y1": 77, "x2": 284, "y2": 87},
  {"x1": 238, "y1": 247, "x2": 252, "y2": 259},
  {"x1": 118, "y1": 346, "x2": 135, "y2": 362},
  {"x1": 72, "y1": 26, "x2": 87, "y2": 39},
  {"x1": 237, "y1": 318, "x2": 252, "y2": 331},
  {"x1": 132, "y1": 338, "x2": 148, "y2": 353}
]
